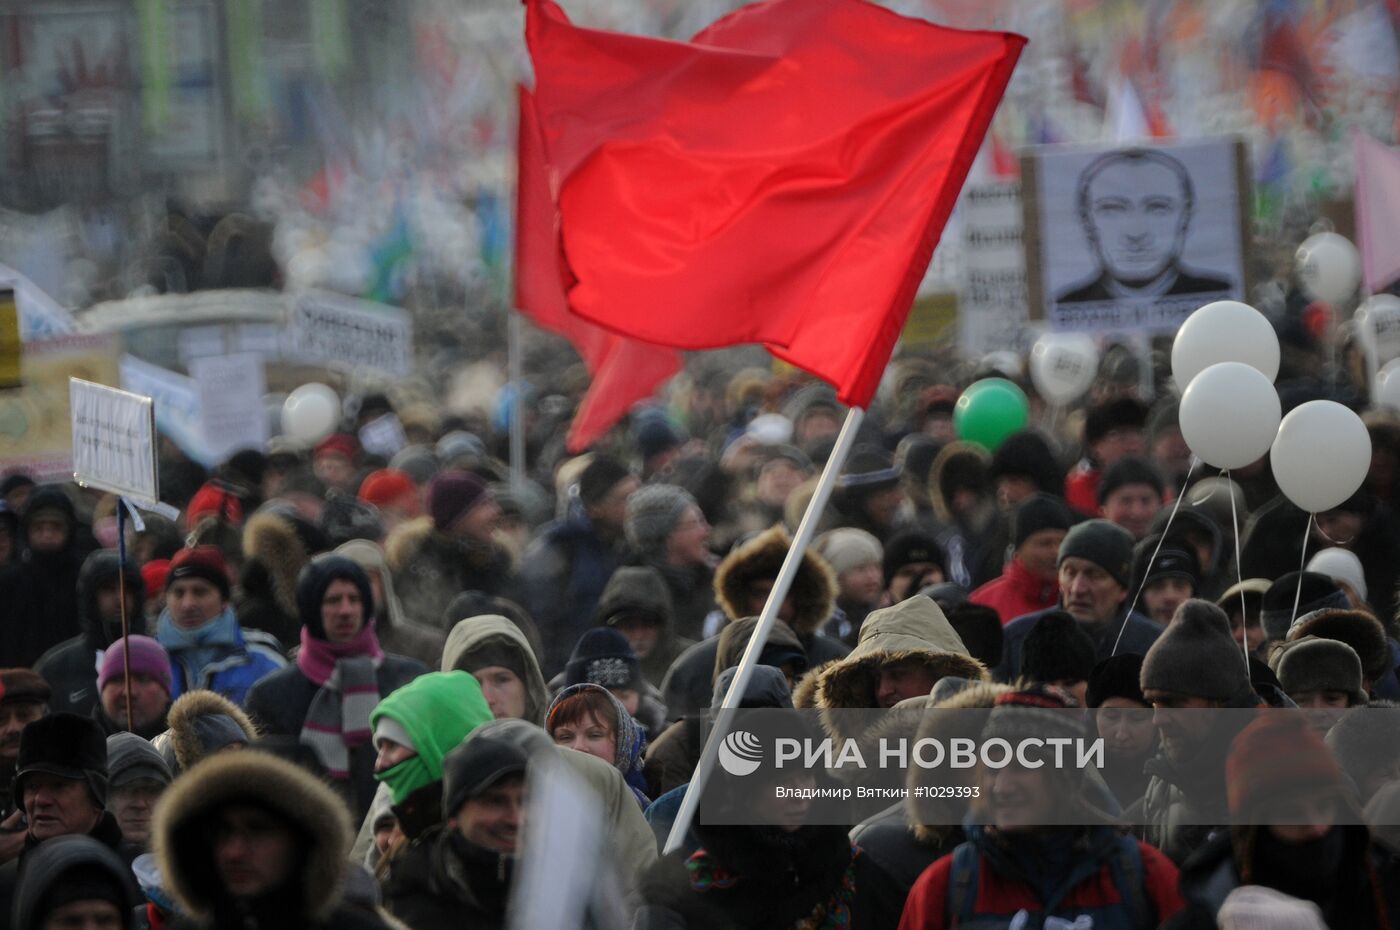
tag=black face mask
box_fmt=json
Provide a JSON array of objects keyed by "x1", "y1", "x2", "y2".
[{"x1": 1253, "y1": 826, "x2": 1346, "y2": 903}]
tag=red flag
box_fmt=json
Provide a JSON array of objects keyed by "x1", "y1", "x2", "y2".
[
  {"x1": 526, "y1": 0, "x2": 1023, "y2": 407},
  {"x1": 514, "y1": 86, "x2": 682, "y2": 452}
]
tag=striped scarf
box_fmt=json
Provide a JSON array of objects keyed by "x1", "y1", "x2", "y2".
[{"x1": 298, "y1": 626, "x2": 383, "y2": 780}]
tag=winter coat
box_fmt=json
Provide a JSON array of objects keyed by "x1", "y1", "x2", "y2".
[
  {"x1": 929, "y1": 444, "x2": 1001, "y2": 589},
  {"x1": 518, "y1": 509, "x2": 628, "y2": 677},
  {"x1": 154, "y1": 750, "x2": 397, "y2": 930},
  {"x1": 0, "y1": 812, "x2": 141, "y2": 929},
  {"x1": 851, "y1": 803, "x2": 962, "y2": 930},
  {"x1": 157, "y1": 605, "x2": 286, "y2": 707},
  {"x1": 993, "y1": 605, "x2": 1161, "y2": 683},
  {"x1": 637, "y1": 823, "x2": 857, "y2": 930},
  {"x1": 596, "y1": 565, "x2": 695, "y2": 690},
  {"x1": 244, "y1": 652, "x2": 426, "y2": 820},
  {"x1": 1064, "y1": 462, "x2": 1101, "y2": 517},
  {"x1": 151, "y1": 689, "x2": 259, "y2": 776},
  {"x1": 440, "y1": 615, "x2": 550, "y2": 725},
  {"x1": 662, "y1": 525, "x2": 842, "y2": 718},
  {"x1": 234, "y1": 511, "x2": 312, "y2": 647},
  {"x1": 34, "y1": 550, "x2": 146, "y2": 716},
  {"x1": 639, "y1": 560, "x2": 715, "y2": 644},
  {"x1": 10, "y1": 833, "x2": 139, "y2": 930},
  {"x1": 0, "y1": 487, "x2": 85, "y2": 668},
  {"x1": 1166, "y1": 825, "x2": 1400, "y2": 930},
  {"x1": 335, "y1": 539, "x2": 447, "y2": 668},
  {"x1": 383, "y1": 826, "x2": 509, "y2": 930},
  {"x1": 898, "y1": 824, "x2": 1183, "y2": 930},
  {"x1": 968, "y1": 558, "x2": 1058, "y2": 626},
  {"x1": 387, "y1": 518, "x2": 519, "y2": 632}
]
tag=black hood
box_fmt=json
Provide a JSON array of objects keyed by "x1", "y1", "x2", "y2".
[
  {"x1": 20, "y1": 484, "x2": 78, "y2": 557},
  {"x1": 12, "y1": 834, "x2": 139, "y2": 930},
  {"x1": 78, "y1": 550, "x2": 146, "y2": 648}
]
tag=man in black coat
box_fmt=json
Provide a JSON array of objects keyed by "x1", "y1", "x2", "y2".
[{"x1": 0, "y1": 486, "x2": 87, "y2": 668}]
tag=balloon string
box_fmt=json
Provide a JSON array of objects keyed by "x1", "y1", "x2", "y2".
[
  {"x1": 1114, "y1": 455, "x2": 1199, "y2": 656},
  {"x1": 1289, "y1": 513, "x2": 1316, "y2": 633},
  {"x1": 1224, "y1": 470, "x2": 1252, "y2": 674}
]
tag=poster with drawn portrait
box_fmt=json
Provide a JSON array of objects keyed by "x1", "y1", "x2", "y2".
[{"x1": 1023, "y1": 138, "x2": 1250, "y2": 333}]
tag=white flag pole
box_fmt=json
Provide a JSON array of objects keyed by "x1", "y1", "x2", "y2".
[{"x1": 664, "y1": 404, "x2": 865, "y2": 854}]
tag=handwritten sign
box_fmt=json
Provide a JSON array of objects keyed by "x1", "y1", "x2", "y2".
[
  {"x1": 288, "y1": 290, "x2": 411, "y2": 378},
  {"x1": 190, "y1": 353, "x2": 268, "y2": 463},
  {"x1": 70, "y1": 379, "x2": 158, "y2": 506}
]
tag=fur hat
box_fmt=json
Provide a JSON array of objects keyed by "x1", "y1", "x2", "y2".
[
  {"x1": 945, "y1": 603, "x2": 1004, "y2": 669},
  {"x1": 1269, "y1": 636, "x2": 1366, "y2": 705},
  {"x1": 1084, "y1": 397, "x2": 1149, "y2": 448},
  {"x1": 1019, "y1": 611, "x2": 1095, "y2": 684},
  {"x1": 15, "y1": 713, "x2": 108, "y2": 807},
  {"x1": 882, "y1": 530, "x2": 946, "y2": 587},
  {"x1": 714, "y1": 525, "x2": 836, "y2": 635},
  {"x1": 0, "y1": 668, "x2": 51, "y2": 706},
  {"x1": 1286, "y1": 608, "x2": 1391, "y2": 684},
  {"x1": 1086, "y1": 654, "x2": 1146, "y2": 708},
  {"x1": 1140, "y1": 599, "x2": 1252, "y2": 701}
]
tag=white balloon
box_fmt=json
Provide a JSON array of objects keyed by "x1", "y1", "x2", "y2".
[
  {"x1": 1271, "y1": 400, "x2": 1371, "y2": 513},
  {"x1": 1030, "y1": 333, "x2": 1098, "y2": 405},
  {"x1": 1171, "y1": 300, "x2": 1280, "y2": 387},
  {"x1": 281, "y1": 383, "x2": 340, "y2": 443},
  {"x1": 1357, "y1": 294, "x2": 1400, "y2": 363},
  {"x1": 1179, "y1": 362, "x2": 1281, "y2": 469},
  {"x1": 1296, "y1": 232, "x2": 1361, "y2": 304},
  {"x1": 1377, "y1": 359, "x2": 1400, "y2": 410}
]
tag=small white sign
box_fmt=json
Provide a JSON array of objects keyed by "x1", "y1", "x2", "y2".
[
  {"x1": 70, "y1": 378, "x2": 158, "y2": 506},
  {"x1": 288, "y1": 290, "x2": 412, "y2": 378},
  {"x1": 358, "y1": 412, "x2": 407, "y2": 458},
  {"x1": 190, "y1": 353, "x2": 268, "y2": 463}
]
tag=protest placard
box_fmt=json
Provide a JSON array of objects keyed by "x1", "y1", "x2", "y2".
[
  {"x1": 119, "y1": 354, "x2": 213, "y2": 467},
  {"x1": 70, "y1": 378, "x2": 158, "y2": 506},
  {"x1": 189, "y1": 353, "x2": 268, "y2": 463},
  {"x1": 288, "y1": 290, "x2": 412, "y2": 378},
  {"x1": 0, "y1": 334, "x2": 119, "y2": 481},
  {"x1": 960, "y1": 182, "x2": 1032, "y2": 355}
]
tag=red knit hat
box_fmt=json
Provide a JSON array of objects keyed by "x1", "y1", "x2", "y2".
[
  {"x1": 358, "y1": 468, "x2": 417, "y2": 509},
  {"x1": 314, "y1": 433, "x2": 359, "y2": 462},
  {"x1": 166, "y1": 546, "x2": 231, "y2": 599},
  {"x1": 141, "y1": 559, "x2": 171, "y2": 597},
  {"x1": 1226, "y1": 712, "x2": 1345, "y2": 818},
  {"x1": 184, "y1": 482, "x2": 243, "y2": 530}
]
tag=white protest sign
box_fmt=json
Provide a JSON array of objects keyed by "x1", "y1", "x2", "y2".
[
  {"x1": 960, "y1": 182, "x2": 1032, "y2": 356},
  {"x1": 70, "y1": 379, "x2": 158, "y2": 506},
  {"x1": 190, "y1": 353, "x2": 268, "y2": 463},
  {"x1": 119, "y1": 354, "x2": 218, "y2": 467},
  {"x1": 288, "y1": 290, "x2": 412, "y2": 378}
]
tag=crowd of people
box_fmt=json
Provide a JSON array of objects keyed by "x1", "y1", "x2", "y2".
[{"x1": 1, "y1": 350, "x2": 1399, "y2": 930}]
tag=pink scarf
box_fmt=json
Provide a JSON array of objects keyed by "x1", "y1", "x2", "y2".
[
  {"x1": 297, "y1": 623, "x2": 385, "y2": 686},
  {"x1": 297, "y1": 623, "x2": 385, "y2": 779}
]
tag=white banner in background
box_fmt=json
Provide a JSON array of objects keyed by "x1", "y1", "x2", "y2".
[
  {"x1": 288, "y1": 290, "x2": 412, "y2": 378},
  {"x1": 119, "y1": 354, "x2": 219, "y2": 467},
  {"x1": 190, "y1": 353, "x2": 268, "y2": 463},
  {"x1": 70, "y1": 379, "x2": 158, "y2": 505}
]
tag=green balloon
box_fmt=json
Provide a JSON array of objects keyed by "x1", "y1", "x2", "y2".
[{"x1": 954, "y1": 378, "x2": 1029, "y2": 452}]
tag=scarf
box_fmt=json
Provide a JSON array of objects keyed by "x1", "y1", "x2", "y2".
[
  {"x1": 157, "y1": 604, "x2": 241, "y2": 682},
  {"x1": 298, "y1": 625, "x2": 384, "y2": 780},
  {"x1": 685, "y1": 842, "x2": 858, "y2": 930}
]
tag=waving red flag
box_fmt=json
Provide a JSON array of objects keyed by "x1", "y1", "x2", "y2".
[
  {"x1": 526, "y1": 0, "x2": 1023, "y2": 407},
  {"x1": 515, "y1": 86, "x2": 682, "y2": 452}
]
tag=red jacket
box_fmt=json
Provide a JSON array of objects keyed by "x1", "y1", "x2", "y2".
[
  {"x1": 969, "y1": 558, "x2": 1059, "y2": 625},
  {"x1": 1064, "y1": 464, "x2": 1101, "y2": 517}
]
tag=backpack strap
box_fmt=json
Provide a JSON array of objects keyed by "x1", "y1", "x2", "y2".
[
  {"x1": 1110, "y1": 836, "x2": 1153, "y2": 930},
  {"x1": 945, "y1": 842, "x2": 981, "y2": 928}
]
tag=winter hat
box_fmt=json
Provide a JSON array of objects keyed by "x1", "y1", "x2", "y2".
[
  {"x1": 1269, "y1": 636, "x2": 1365, "y2": 705},
  {"x1": 436, "y1": 431, "x2": 486, "y2": 465},
  {"x1": 1305, "y1": 548, "x2": 1368, "y2": 603},
  {"x1": 989, "y1": 431, "x2": 1063, "y2": 495},
  {"x1": 1217, "y1": 886, "x2": 1326, "y2": 930},
  {"x1": 1131, "y1": 537, "x2": 1200, "y2": 593},
  {"x1": 357, "y1": 469, "x2": 417, "y2": 509},
  {"x1": 319, "y1": 492, "x2": 383, "y2": 547},
  {"x1": 882, "y1": 530, "x2": 947, "y2": 587},
  {"x1": 0, "y1": 668, "x2": 51, "y2": 706},
  {"x1": 1140, "y1": 600, "x2": 1252, "y2": 701},
  {"x1": 1260, "y1": 572, "x2": 1350, "y2": 642},
  {"x1": 1286, "y1": 608, "x2": 1392, "y2": 684},
  {"x1": 1096, "y1": 456, "x2": 1165, "y2": 505},
  {"x1": 15, "y1": 713, "x2": 109, "y2": 807},
  {"x1": 97, "y1": 636, "x2": 172, "y2": 695},
  {"x1": 0, "y1": 473, "x2": 34, "y2": 497},
  {"x1": 838, "y1": 445, "x2": 901, "y2": 490},
  {"x1": 370, "y1": 671, "x2": 495, "y2": 804},
  {"x1": 184, "y1": 482, "x2": 243, "y2": 529},
  {"x1": 106, "y1": 732, "x2": 173, "y2": 789},
  {"x1": 165, "y1": 546, "x2": 231, "y2": 600},
  {"x1": 427, "y1": 470, "x2": 492, "y2": 532},
  {"x1": 945, "y1": 603, "x2": 1004, "y2": 669},
  {"x1": 814, "y1": 527, "x2": 883, "y2": 577},
  {"x1": 1012, "y1": 494, "x2": 1074, "y2": 549},
  {"x1": 1084, "y1": 397, "x2": 1149, "y2": 448},
  {"x1": 761, "y1": 444, "x2": 814, "y2": 475},
  {"x1": 709, "y1": 665, "x2": 794, "y2": 715},
  {"x1": 1058, "y1": 520, "x2": 1134, "y2": 589},
  {"x1": 894, "y1": 435, "x2": 941, "y2": 489},
  {"x1": 635, "y1": 417, "x2": 684, "y2": 461},
  {"x1": 388, "y1": 445, "x2": 439, "y2": 485},
  {"x1": 564, "y1": 628, "x2": 643, "y2": 690},
  {"x1": 1019, "y1": 611, "x2": 1096, "y2": 684},
  {"x1": 1226, "y1": 712, "x2": 1345, "y2": 818},
  {"x1": 295, "y1": 556, "x2": 374, "y2": 640},
  {"x1": 441, "y1": 732, "x2": 530, "y2": 821},
  {"x1": 1086, "y1": 654, "x2": 1147, "y2": 708},
  {"x1": 16, "y1": 836, "x2": 139, "y2": 930},
  {"x1": 140, "y1": 559, "x2": 171, "y2": 598},
  {"x1": 313, "y1": 433, "x2": 357, "y2": 462},
  {"x1": 981, "y1": 687, "x2": 1085, "y2": 747},
  {"x1": 624, "y1": 484, "x2": 697, "y2": 551},
  {"x1": 577, "y1": 456, "x2": 633, "y2": 507}
]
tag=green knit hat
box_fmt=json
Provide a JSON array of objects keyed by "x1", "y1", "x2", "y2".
[{"x1": 370, "y1": 671, "x2": 494, "y2": 803}]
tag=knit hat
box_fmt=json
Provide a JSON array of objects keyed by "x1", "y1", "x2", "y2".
[
  {"x1": 1058, "y1": 519, "x2": 1134, "y2": 589},
  {"x1": 295, "y1": 556, "x2": 374, "y2": 640},
  {"x1": 881, "y1": 530, "x2": 946, "y2": 587},
  {"x1": 624, "y1": 484, "x2": 697, "y2": 551},
  {"x1": 1012, "y1": 494, "x2": 1074, "y2": 550},
  {"x1": 388, "y1": 445, "x2": 439, "y2": 485},
  {"x1": 357, "y1": 469, "x2": 417, "y2": 509},
  {"x1": 1019, "y1": 611, "x2": 1096, "y2": 684},
  {"x1": 1287, "y1": 608, "x2": 1392, "y2": 684},
  {"x1": 1217, "y1": 887, "x2": 1326, "y2": 930},
  {"x1": 1260, "y1": 572, "x2": 1351, "y2": 642},
  {"x1": 184, "y1": 482, "x2": 243, "y2": 529},
  {"x1": 634, "y1": 416, "x2": 684, "y2": 461},
  {"x1": 140, "y1": 560, "x2": 171, "y2": 598},
  {"x1": 313, "y1": 433, "x2": 357, "y2": 462},
  {"x1": 1096, "y1": 456, "x2": 1165, "y2": 505},
  {"x1": 426, "y1": 470, "x2": 492, "y2": 532},
  {"x1": 1131, "y1": 537, "x2": 1200, "y2": 593},
  {"x1": 1226, "y1": 712, "x2": 1345, "y2": 818},
  {"x1": 370, "y1": 671, "x2": 495, "y2": 804},
  {"x1": 564, "y1": 628, "x2": 643, "y2": 690},
  {"x1": 1305, "y1": 548, "x2": 1368, "y2": 603},
  {"x1": 814, "y1": 527, "x2": 883, "y2": 577},
  {"x1": 165, "y1": 546, "x2": 231, "y2": 599},
  {"x1": 1140, "y1": 600, "x2": 1252, "y2": 701},
  {"x1": 436, "y1": 431, "x2": 486, "y2": 465},
  {"x1": 106, "y1": 732, "x2": 173, "y2": 789},
  {"x1": 577, "y1": 456, "x2": 633, "y2": 507},
  {"x1": 97, "y1": 636, "x2": 172, "y2": 695},
  {"x1": 1269, "y1": 636, "x2": 1365, "y2": 705},
  {"x1": 0, "y1": 668, "x2": 51, "y2": 706},
  {"x1": 1084, "y1": 397, "x2": 1149, "y2": 448},
  {"x1": 441, "y1": 733, "x2": 529, "y2": 821},
  {"x1": 945, "y1": 603, "x2": 1004, "y2": 669},
  {"x1": 981, "y1": 687, "x2": 1085, "y2": 746},
  {"x1": 15, "y1": 713, "x2": 109, "y2": 807},
  {"x1": 1086, "y1": 654, "x2": 1147, "y2": 708}
]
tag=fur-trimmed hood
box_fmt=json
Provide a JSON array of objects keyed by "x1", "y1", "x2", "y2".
[
  {"x1": 907, "y1": 681, "x2": 1015, "y2": 845},
  {"x1": 384, "y1": 516, "x2": 434, "y2": 573},
  {"x1": 929, "y1": 441, "x2": 992, "y2": 526},
  {"x1": 154, "y1": 750, "x2": 352, "y2": 923},
  {"x1": 153, "y1": 689, "x2": 259, "y2": 775},
  {"x1": 713, "y1": 525, "x2": 837, "y2": 635},
  {"x1": 812, "y1": 596, "x2": 986, "y2": 743},
  {"x1": 241, "y1": 510, "x2": 309, "y2": 620}
]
